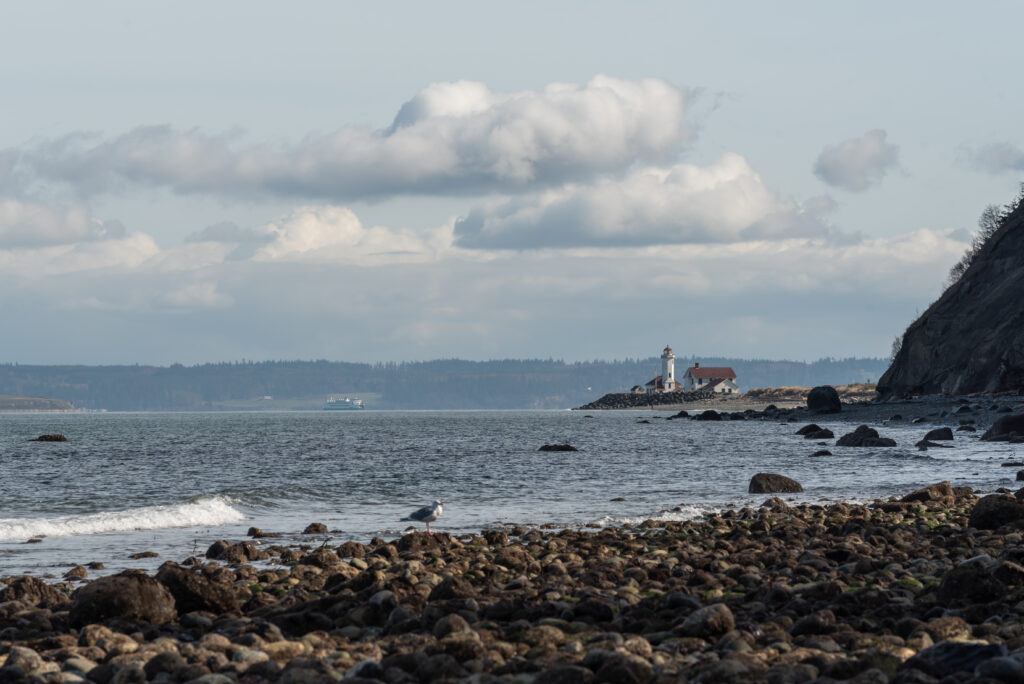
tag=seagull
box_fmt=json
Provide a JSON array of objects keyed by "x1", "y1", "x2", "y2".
[{"x1": 401, "y1": 500, "x2": 443, "y2": 534}]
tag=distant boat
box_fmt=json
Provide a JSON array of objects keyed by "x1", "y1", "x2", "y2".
[{"x1": 322, "y1": 396, "x2": 364, "y2": 411}]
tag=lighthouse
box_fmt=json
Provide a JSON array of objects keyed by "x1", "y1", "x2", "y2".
[{"x1": 661, "y1": 345, "x2": 676, "y2": 391}]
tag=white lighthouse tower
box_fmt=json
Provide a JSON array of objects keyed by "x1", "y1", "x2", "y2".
[{"x1": 661, "y1": 345, "x2": 676, "y2": 392}]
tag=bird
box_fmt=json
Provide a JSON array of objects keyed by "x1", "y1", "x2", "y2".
[{"x1": 401, "y1": 500, "x2": 443, "y2": 534}]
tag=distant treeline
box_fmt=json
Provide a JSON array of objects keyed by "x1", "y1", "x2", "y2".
[{"x1": 0, "y1": 357, "x2": 888, "y2": 411}]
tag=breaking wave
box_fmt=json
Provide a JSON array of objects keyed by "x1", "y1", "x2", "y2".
[
  {"x1": 0, "y1": 496, "x2": 246, "y2": 542},
  {"x1": 596, "y1": 504, "x2": 712, "y2": 526}
]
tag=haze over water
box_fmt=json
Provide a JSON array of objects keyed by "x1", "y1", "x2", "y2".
[{"x1": 1, "y1": 410, "x2": 1020, "y2": 578}]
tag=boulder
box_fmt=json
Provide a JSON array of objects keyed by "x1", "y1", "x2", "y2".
[
  {"x1": 836, "y1": 425, "x2": 897, "y2": 447},
  {"x1": 0, "y1": 576, "x2": 70, "y2": 609},
  {"x1": 156, "y1": 562, "x2": 240, "y2": 614},
  {"x1": 749, "y1": 473, "x2": 803, "y2": 494},
  {"x1": 539, "y1": 444, "x2": 578, "y2": 452},
  {"x1": 969, "y1": 494, "x2": 1024, "y2": 529},
  {"x1": 810, "y1": 449, "x2": 832, "y2": 457},
  {"x1": 936, "y1": 558, "x2": 1007, "y2": 605},
  {"x1": 982, "y1": 413, "x2": 1024, "y2": 442},
  {"x1": 906, "y1": 641, "x2": 1009, "y2": 678},
  {"x1": 679, "y1": 603, "x2": 735, "y2": 639},
  {"x1": 805, "y1": 429, "x2": 834, "y2": 439},
  {"x1": 695, "y1": 410, "x2": 722, "y2": 421},
  {"x1": 923, "y1": 427, "x2": 954, "y2": 441},
  {"x1": 807, "y1": 386, "x2": 841, "y2": 414},
  {"x1": 303, "y1": 522, "x2": 328, "y2": 534},
  {"x1": 795, "y1": 424, "x2": 822, "y2": 436},
  {"x1": 69, "y1": 570, "x2": 177, "y2": 626}
]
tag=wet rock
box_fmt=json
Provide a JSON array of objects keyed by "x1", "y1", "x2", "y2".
[
  {"x1": 836, "y1": 425, "x2": 897, "y2": 447},
  {"x1": 428, "y1": 576, "x2": 476, "y2": 601},
  {"x1": 695, "y1": 410, "x2": 722, "y2": 421},
  {"x1": 0, "y1": 575, "x2": 71, "y2": 609},
  {"x1": 539, "y1": 443, "x2": 578, "y2": 451},
  {"x1": 69, "y1": 569, "x2": 177, "y2": 626},
  {"x1": 901, "y1": 481, "x2": 955, "y2": 505},
  {"x1": 982, "y1": 413, "x2": 1024, "y2": 442},
  {"x1": 749, "y1": 473, "x2": 803, "y2": 494},
  {"x1": 795, "y1": 423, "x2": 822, "y2": 436},
  {"x1": 923, "y1": 427, "x2": 954, "y2": 441},
  {"x1": 761, "y1": 497, "x2": 790, "y2": 512},
  {"x1": 810, "y1": 449, "x2": 832, "y2": 457},
  {"x1": 807, "y1": 386, "x2": 841, "y2": 414},
  {"x1": 29, "y1": 434, "x2": 67, "y2": 442},
  {"x1": 302, "y1": 522, "x2": 328, "y2": 534},
  {"x1": 936, "y1": 557, "x2": 1007, "y2": 604}
]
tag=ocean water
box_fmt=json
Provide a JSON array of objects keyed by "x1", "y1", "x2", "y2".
[{"x1": 0, "y1": 410, "x2": 1020, "y2": 579}]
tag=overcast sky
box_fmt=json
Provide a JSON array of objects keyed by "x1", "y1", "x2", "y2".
[{"x1": 1, "y1": 1, "x2": 1022, "y2": 365}]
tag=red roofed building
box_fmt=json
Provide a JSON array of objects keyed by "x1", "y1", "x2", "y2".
[{"x1": 682, "y1": 363, "x2": 740, "y2": 394}]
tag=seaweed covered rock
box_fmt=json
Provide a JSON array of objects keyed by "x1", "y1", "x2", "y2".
[{"x1": 748, "y1": 473, "x2": 803, "y2": 493}]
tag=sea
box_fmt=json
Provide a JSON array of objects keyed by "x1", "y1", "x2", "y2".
[{"x1": 1, "y1": 410, "x2": 1021, "y2": 580}]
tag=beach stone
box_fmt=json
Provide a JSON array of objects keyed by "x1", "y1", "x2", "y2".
[
  {"x1": 593, "y1": 653, "x2": 653, "y2": 684},
  {"x1": 303, "y1": 522, "x2": 328, "y2": 534},
  {"x1": 923, "y1": 427, "x2": 954, "y2": 441},
  {"x1": 156, "y1": 562, "x2": 240, "y2": 613},
  {"x1": 761, "y1": 497, "x2": 790, "y2": 512},
  {"x1": 428, "y1": 576, "x2": 476, "y2": 601},
  {"x1": 143, "y1": 651, "x2": 188, "y2": 679},
  {"x1": 807, "y1": 386, "x2": 841, "y2": 414},
  {"x1": 680, "y1": 603, "x2": 734, "y2": 638},
  {"x1": 969, "y1": 494, "x2": 1024, "y2": 529},
  {"x1": 299, "y1": 547, "x2": 340, "y2": 568},
  {"x1": 533, "y1": 665, "x2": 594, "y2": 684},
  {"x1": 936, "y1": 558, "x2": 1006, "y2": 605},
  {"x1": 904, "y1": 640, "x2": 1007, "y2": 678},
  {"x1": 837, "y1": 425, "x2": 897, "y2": 447},
  {"x1": 901, "y1": 481, "x2": 955, "y2": 505},
  {"x1": 69, "y1": 570, "x2": 176, "y2": 626},
  {"x1": 749, "y1": 473, "x2": 803, "y2": 494},
  {"x1": 64, "y1": 565, "x2": 88, "y2": 580}
]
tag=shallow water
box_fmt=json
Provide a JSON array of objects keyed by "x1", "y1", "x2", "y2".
[{"x1": 0, "y1": 410, "x2": 1019, "y2": 578}]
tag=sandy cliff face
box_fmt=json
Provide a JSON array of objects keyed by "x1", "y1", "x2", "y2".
[{"x1": 879, "y1": 200, "x2": 1024, "y2": 397}]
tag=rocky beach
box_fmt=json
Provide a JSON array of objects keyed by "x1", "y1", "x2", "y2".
[{"x1": 7, "y1": 455, "x2": 1024, "y2": 682}]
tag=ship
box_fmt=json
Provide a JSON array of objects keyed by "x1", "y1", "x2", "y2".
[{"x1": 322, "y1": 396, "x2": 364, "y2": 410}]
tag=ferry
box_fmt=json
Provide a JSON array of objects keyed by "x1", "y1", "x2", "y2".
[{"x1": 322, "y1": 396, "x2": 364, "y2": 410}]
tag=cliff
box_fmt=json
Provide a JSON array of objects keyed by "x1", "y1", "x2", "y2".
[{"x1": 879, "y1": 198, "x2": 1024, "y2": 397}]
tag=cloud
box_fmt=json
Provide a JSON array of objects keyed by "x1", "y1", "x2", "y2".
[
  {"x1": 14, "y1": 76, "x2": 692, "y2": 201},
  {"x1": 813, "y1": 129, "x2": 900, "y2": 191},
  {"x1": 0, "y1": 199, "x2": 125, "y2": 248},
  {"x1": 962, "y1": 142, "x2": 1024, "y2": 174},
  {"x1": 454, "y1": 154, "x2": 838, "y2": 248}
]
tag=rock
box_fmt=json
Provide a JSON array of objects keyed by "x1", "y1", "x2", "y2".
[
  {"x1": 807, "y1": 386, "x2": 841, "y2": 414},
  {"x1": 836, "y1": 425, "x2": 897, "y2": 447},
  {"x1": 901, "y1": 481, "x2": 955, "y2": 505},
  {"x1": 810, "y1": 449, "x2": 832, "y2": 457},
  {"x1": 539, "y1": 443, "x2": 578, "y2": 451},
  {"x1": 695, "y1": 410, "x2": 722, "y2": 421},
  {"x1": 680, "y1": 603, "x2": 735, "y2": 638},
  {"x1": 905, "y1": 641, "x2": 1008, "y2": 678},
  {"x1": 69, "y1": 569, "x2": 177, "y2": 626},
  {"x1": 302, "y1": 522, "x2": 328, "y2": 534},
  {"x1": 983, "y1": 413, "x2": 1024, "y2": 442},
  {"x1": 968, "y1": 494, "x2": 1024, "y2": 529},
  {"x1": 156, "y1": 562, "x2": 241, "y2": 614},
  {"x1": 0, "y1": 576, "x2": 71, "y2": 609},
  {"x1": 428, "y1": 576, "x2": 476, "y2": 601},
  {"x1": 923, "y1": 427, "x2": 954, "y2": 441},
  {"x1": 795, "y1": 424, "x2": 822, "y2": 435},
  {"x1": 915, "y1": 439, "x2": 953, "y2": 449},
  {"x1": 805, "y1": 429, "x2": 834, "y2": 439},
  {"x1": 761, "y1": 497, "x2": 790, "y2": 512},
  {"x1": 749, "y1": 473, "x2": 803, "y2": 493},
  {"x1": 29, "y1": 432, "x2": 67, "y2": 444},
  {"x1": 936, "y1": 558, "x2": 1007, "y2": 604}
]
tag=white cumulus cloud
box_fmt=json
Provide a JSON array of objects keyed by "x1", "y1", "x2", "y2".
[
  {"x1": 14, "y1": 76, "x2": 692, "y2": 201},
  {"x1": 813, "y1": 129, "x2": 900, "y2": 192},
  {"x1": 454, "y1": 154, "x2": 837, "y2": 249},
  {"x1": 0, "y1": 199, "x2": 125, "y2": 248}
]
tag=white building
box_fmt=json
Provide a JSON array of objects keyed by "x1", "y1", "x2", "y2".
[{"x1": 681, "y1": 362, "x2": 740, "y2": 394}]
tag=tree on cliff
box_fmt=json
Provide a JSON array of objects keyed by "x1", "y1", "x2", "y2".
[{"x1": 947, "y1": 185, "x2": 1024, "y2": 287}]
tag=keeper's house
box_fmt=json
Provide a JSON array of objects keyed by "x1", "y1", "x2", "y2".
[{"x1": 681, "y1": 362, "x2": 739, "y2": 394}]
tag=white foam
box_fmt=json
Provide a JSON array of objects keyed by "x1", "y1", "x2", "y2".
[
  {"x1": 597, "y1": 504, "x2": 711, "y2": 526},
  {"x1": 0, "y1": 496, "x2": 246, "y2": 542}
]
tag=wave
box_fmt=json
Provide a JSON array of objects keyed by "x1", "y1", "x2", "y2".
[
  {"x1": 596, "y1": 504, "x2": 712, "y2": 526},
  {"x1": 0, "y1": 495, "x2": 246, "y2": 542}
]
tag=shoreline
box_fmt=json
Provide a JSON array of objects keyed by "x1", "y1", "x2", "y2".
[{"x1": 4, "y1": 484, "x2": 1024, "y2": 681}]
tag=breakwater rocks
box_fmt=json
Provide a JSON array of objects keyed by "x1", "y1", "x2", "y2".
[
  {"x1": 576, "y1": 389, "x2": 716, "y2": 410},
  {"x1": 11, "y1": 489, "x2": 1024, "y2": 682}
]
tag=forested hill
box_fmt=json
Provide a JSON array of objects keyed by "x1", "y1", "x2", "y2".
[{"x1": 0, "y1": 357, "x2": 887, "y2": 411}]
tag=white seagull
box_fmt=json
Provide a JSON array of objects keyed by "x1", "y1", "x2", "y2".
[{"x1": 401, "y1": 500, "x2": 443, "y2": 534}]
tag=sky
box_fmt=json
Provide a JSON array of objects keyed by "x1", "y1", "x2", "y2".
[{"x1": 1, "y1": 1, "x2": 1022, "y2": 365}]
